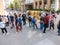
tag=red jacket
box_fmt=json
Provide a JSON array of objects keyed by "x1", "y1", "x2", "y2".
[
  {"x1": 43, "y1": 16, "x2": 49, "y2": 24},
  {"x1": 47, "y1": 15, "x2": 50, "y2": 21}
]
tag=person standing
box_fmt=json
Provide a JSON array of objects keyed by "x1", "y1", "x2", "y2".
[
  {"x1": 57, "y1": 20, "x2": 60, "y2": 36},
  {"x1": 43, "y1": 14, "x2": 49, "y2": 33}
]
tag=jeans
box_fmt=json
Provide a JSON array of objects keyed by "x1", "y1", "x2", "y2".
[
  {"x1": 58, "y1": 30, "x2": 60, "y2": 36},
  {"x1": 19, "y1": 23, "x2": 22, "y2": 30},
  {"x1": 11, "y1": 21, "x2": 14, "y2": 28},
  {"x1": 23, "y1": 20, "x2": 26, "y2": 25},
  {"x1": 29, "y1": 21, "x2": 32, "y2": 27},
  {"x1": 33, "y1": 23, "x2": 38, "y2": 29},
  {"x1": 40, "y1": 23, "x2": 44, "y2": 30}
]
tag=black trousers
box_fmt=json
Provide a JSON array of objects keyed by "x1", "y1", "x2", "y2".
[
  {"x1": 23, "y1": 20, "x2": 26, "y2": 25},
  {"x1": 50, "y1": 24, "x2": 54, "y2": 30},
  {"x1": 43, "y1": 24, "x2": 48, "y2": 33},
  {"x1": 1, "y1": 28, "x2": 7, "y2": 33}
]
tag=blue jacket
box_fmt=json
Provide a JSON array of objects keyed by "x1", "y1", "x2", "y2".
[
  {"x1": 32, "y1": 18, "x2": 36, "y2": 24},
  {"x1": 19, "y1": 17, "x2": 22, "y2": 24},
  {"x1": 10, "y1": 16, "x2": 14, "y2": 21},
  {"x1": 15, "y1": 18, "x2": 19, "y2": 25}
]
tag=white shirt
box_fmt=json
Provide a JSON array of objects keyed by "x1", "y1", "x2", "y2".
[{"x1": 0, "y1": 22, "x2": 5, "y2": 28}]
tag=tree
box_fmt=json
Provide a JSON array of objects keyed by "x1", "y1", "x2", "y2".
[
  {"x1": 9, "y1": 0, "x2": 26, "y2": 10},
  {"x1": 13, "y1": 0, "x2": 21, "y2": 10},
  {"x1": 9, "y1": 3, "x2": 14, "y2": 10}
]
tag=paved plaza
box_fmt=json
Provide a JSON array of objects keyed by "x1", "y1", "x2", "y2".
[{"x1": 0, "y1": 15, "x2": 60, "y2": 45}]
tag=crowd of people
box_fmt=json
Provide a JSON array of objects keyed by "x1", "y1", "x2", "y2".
[{"x1": 0, "y1": 11, "x2": 60, "y2": 36}]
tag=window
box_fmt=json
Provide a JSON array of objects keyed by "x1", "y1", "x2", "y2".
[
  {"x1": 51, "y1": 0, "x2": 55, "y2": 4},
  {"x1": 44, "y1": 0, "x2": 47, "y2": 4}
]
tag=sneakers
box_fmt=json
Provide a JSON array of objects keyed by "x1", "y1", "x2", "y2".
[
  {"x1": 43, "y1": 31, "x2": 46, "y2": 33},
  {"x1": 6, "y1": 33, "x2": 9, "y2": 35}
]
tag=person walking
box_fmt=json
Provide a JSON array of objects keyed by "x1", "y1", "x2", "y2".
[
  {"x1": 14, "y1": 13, "x2": 19, "y2": 32},
  {"x1": 7, "y1": 15, "x2": 10, "y2": 26},
  {"x1": 22, "y1": 14, "x2": 26, "y2": 25},
  {"x1": 40, "y1": 18, "x2": 44, "y2": 30},
  {"x1": 50, "y1": 19, "x2": 54, "y2": 30},
  {"x1": 32, "y1": 16, "x2": 38, "y2": 29},
  {"x1": 3, "y1": 15, "x2": 9, "y2": 26},
  {"x1": 28, "y1": 15, "x2": 32, "y2": 27},
  {"x1": 10, "y1": 14, "x2": 14, "y2": 29},
  {"x1": 43, "y1": 14, "x2": 49, "y2": 33},
  {"x1": 57, "y1": 20, "x2": 60, "y2": 36},
  {"x1": 0, "y1": 18, "x2": 8, "y2": 35},
  {"x1": 18, "y1": 14, "x2": 22, "y2": 31}
]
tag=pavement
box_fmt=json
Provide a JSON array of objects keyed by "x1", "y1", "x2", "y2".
[{"x1": 0, "y1": 15, "x2": 60, "y2": 45}]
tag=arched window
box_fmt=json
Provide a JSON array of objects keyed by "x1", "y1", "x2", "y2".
[{"x1": 44, "y1": 0, "x2": 47, "y2": 4}]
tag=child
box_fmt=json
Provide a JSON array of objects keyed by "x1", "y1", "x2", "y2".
[
  {"x1": 40, "y1": 18, "x2": 44, "y2": 30},
  {"x1": 32, "y1": 16, "x2": 38, "y2": 29},
  {"x1": 57, "y1": 20, "x2": 60, "y2": 36},
  {"x1": 50, "y1": 19, "x2": 54, "y2": 30},
  {"x1": 0, "y1": 18, "x2": 8, "y2": 35}
]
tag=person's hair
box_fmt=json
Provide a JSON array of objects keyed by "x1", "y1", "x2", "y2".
[
  {"x1": 59, "y1": 20, "x2": 60, "y2": 24},
  {"x1": 28, "y1": 12, "x2": 30, "y2": 15},
  {"x1": 52, "y1": 12, "x2": 54, "y2": 14},
  {"x1": 14, "y1": 13, "x2": 16, "y2": 15},
  {"x1": 19, "y1": 14, "x2": 21, "y2": 17},
  {"x1": 46, "y1": 13, "x2": 48, "y2": 16},
  {"x1": 0, "y1": 18, "x2": 2, "y2": 22},
  {"x1": 14, "y1": 13, "x2": 17, "y2": 19}
]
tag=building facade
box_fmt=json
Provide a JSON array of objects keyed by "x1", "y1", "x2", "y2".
[
  {"x1": 0, "y1": 0, "x2": 4, "y2": 15},
  {"x1": 0, "y1": 0, "x2": 14, "y2": 15},
  {"x1": 21, "y1": 0, "x2": 60, "y2": 11}
]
